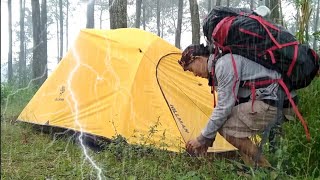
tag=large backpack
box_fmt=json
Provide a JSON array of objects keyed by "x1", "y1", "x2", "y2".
[{"x1": 203, "y1": 6, "x2": 319, "y2": 140}]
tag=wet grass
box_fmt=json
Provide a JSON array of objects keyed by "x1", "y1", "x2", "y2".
[{"x1": 1, "y1": 78, "x2": 319, "y2": 179}]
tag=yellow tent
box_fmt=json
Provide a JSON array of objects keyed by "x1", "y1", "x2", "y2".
[{"x1": 18, "y1": 28, "x2": 236, "y2": 153}]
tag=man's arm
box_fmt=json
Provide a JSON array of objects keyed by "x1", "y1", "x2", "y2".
[{"x1": 198, "y1": 55, "x2": 241, "y2": 145}]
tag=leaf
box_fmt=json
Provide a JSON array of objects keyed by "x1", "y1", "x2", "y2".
[
  {"x1": 127, "y1": 175, "x2": 137, "y2": 180},
  {"x1": 270, "y1": 171, "x2": 279, "y2": 180}
]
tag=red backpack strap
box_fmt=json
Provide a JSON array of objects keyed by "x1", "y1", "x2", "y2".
[
  {"x1": 244, "y1": 79, "x2": 280, "y2": 113},
  {"x1": 278, "y1": 79, "x2": 311, "y2": 141},
  {"x1": 212, "y1": 16, "x2": 236, "y2": 45},
  {"x1": 211, "y1": 66, "x2": 217, "y2": 108},
  {"x1": 244, "y1": 79, "x2": 311, "y2": 141},
  {"x1": 246, "y1": 14, "x2": 282, "y2": 48},
  {"x1": 311, "y1": 49, "x2": 319, "y2": 60},
  {"x1": 209, "y1": 47, "x2": 240, "y2": 107},
  {"x1": 262, "y1": 41, "x2": 299, "y2": 76}
]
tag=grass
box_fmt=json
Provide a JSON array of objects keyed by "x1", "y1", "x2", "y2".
[
  {"x1": 1, "y1": 122, "x2": 245, "y2": 179},
  {"x1": 1, "y1": 78, "x2": 320, "y2": 179}
]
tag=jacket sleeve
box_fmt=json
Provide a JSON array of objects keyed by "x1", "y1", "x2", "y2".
[{"x1": 199, "y1": 54, "x2": 241, "y2": 144}]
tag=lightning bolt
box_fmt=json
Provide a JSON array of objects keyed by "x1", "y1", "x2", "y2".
[{"x1": 68, "y1": 46, "x2": 105, "y2": 180}]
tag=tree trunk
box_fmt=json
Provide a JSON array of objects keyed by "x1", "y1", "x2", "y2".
[
  {"x1": 304, "y1": 0, "x2": 311, "y2": 43},
  {"x1": 59, "y1": 0, "x2": 63, "y2": 61},
  {"x1": 135, "y1": 0, "x2": 142, "y2": 28},
  {"x1": 86, "y1": 0, "x2": 95, "y2": 28},
  {"x1": 313, "y1": 0, "x2": 319, "y2": 50},
  {"x1": 100, "y1": 6, "x2": 103, "y2": 28},
  {"x1": 305, "y1": 22, "x2": 309, "y2": 42},
  {"x1": 8, "y1": 0, "x2": 13, "y2": 84},
  {"x1": 66, "y1": 0, "x2": 69, "y2": 50},
  {"x1": 250, "y1": 0, "x2": 254, "y2": 10},
  {"x1": 109, "y1": 0, "x2": 127, "y2": 29},
  {"x1": 175, "y1": 0, "x2": 183, "y2": 49},
  {"x1": 295, "y1": 0, "x2": 300, "y2": 34},
  {"x1": 297, "y1": 0, "x2": 312, "y2": 43},
  {"x1": 279, "y1": 0, "x2": 283, "y2": 26},
  {"x1": 258, "y1": 0, "x2": 264, "y2": 6},
  {"x1": 211, "y1": 0, "x2": 215, "y2": 9},
  {"x1": 142, "y1": 0, "x2": 146, "y2": 30},
  {"x1": 207, "y1": 0, "x2": 211, "y2": 13},
  {"x1": 266, "y1": 0, "x2": 280, "y2": 23},
  {"x1": 161, "y1": 18, "x2": 164, "y2": 38},
  {"x1": 189, "y1": 0, "x2": 200, "y2": 44},
  {"x1": 31, "y1": 0, "x2": 44, "y2": 86},
  {"x1": 216, "y1": 0, "x2": 221, "y2": 6},
  {"x1": 56, "y1": 0, "x2": 59, "y2": 63},
  {"x1": 41, "y1": 0, "x2": 48, "y2": 81},
  {"x1": 226, "y1": 0, "x2": 229, "y2": 7},
  {"x1": 156, "y1": 0, "x2": 160, "y2": 36},
  {"x1": 19, "y1": 0, "x2": 26, "y2": 86}
]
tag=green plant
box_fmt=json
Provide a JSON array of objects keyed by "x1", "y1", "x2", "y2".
[{"x1": 1, "y1": 83, "x2": 37, "y2": 120}]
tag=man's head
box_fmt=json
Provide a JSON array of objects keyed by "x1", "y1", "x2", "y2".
[{"x1": 178, "y1": 44, "x2": 210, "y2": 78}]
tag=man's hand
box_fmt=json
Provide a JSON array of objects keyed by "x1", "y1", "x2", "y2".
[{"x1": 186, "y1": 139, "x2": 209, "y2": 157}]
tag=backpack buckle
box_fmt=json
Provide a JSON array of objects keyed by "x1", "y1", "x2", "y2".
[{"x1": 240, "y1": 12, "x2": 250, "y2": 16}]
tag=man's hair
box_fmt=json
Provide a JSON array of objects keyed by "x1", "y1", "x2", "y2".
[{"x1": 178, "y1": 44, "x2": 210, "y2": 70}]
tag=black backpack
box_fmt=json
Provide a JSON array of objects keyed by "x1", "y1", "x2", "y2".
[{"x1": 203, "y1": 6, "x2": 319, "y2": 140}]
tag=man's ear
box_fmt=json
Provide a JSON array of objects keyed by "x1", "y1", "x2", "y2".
[{"x1": 200, "y1": 57, "x2": 209, "y2": 68}]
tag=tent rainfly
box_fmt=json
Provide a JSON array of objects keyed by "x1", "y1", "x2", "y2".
[{"x1": 18, "y1": 28, "x2": 236, "y2": 153}]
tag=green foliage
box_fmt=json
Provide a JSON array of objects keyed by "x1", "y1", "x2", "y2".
[
  {"x1": 268, "y1": 77, "x2": 320, "y2": 178},
  {"x1": 283, "y1": 78, "x2": 320, "y2": 177},
  {"x1": 313, "y1": 31, "x2": 320, "y2": 41},
  {"x1": 1, "y1": 83, "x2": 37, "y2": 119},
  {"x1": 1, "y1": 83, "x2": 14, "y2": 105}
]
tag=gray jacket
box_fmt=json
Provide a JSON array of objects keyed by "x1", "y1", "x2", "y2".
[{"x1": 198, "y1": 53, "x2": 288, "y2": 145}]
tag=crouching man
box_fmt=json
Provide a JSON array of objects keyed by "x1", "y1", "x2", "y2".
[{"x1": 178, "y1": 44, "x2": 290, "y2": 167}]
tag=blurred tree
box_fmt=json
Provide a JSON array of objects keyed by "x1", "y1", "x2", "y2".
[
  {"x1": 8, "y1": 0, "x2": 13, "y2": 84},
  {"x1": 157, "y1": 0, "x2": 161, "y2": 36},
  {"x1": 94, "y1": 0, "x2": 108, "y2": 28},
  {"x1": 59, "y1": 0, "x2": 63, "y2": 61},
  {"x1": 66, "y1": 0, "x2": 69, "y2": 49},
  {"x1": 142, "y1": 0, "x2": 146, "y2": 29},
  {"x1": 258, "y1": 0, "x2": 264, "y2": 6},
  {"x1": 55, "y1": 0, "x2": 59, "y2": 63},
  {"x1": 135, "y1": 0, "x2": 142, "y2": 28},
  {"x1": 313, "y1": 0, "x2": 319, "y2": 50},
  {"x1": 109, "y1": 0, "x2": 127, "y2": 29},
  {"x1": 19, "y1": 0, "x2": 26, "y2": 86},
  {"x1": 297, "y1": 0, "x2": 312, "y2": 43},
  {"x1": 41, "y1": 0, "x2": 47, "y2": 81},
  {"x1": 189, "y1": 0, "x2": 200, "y2": 44},
  {"x1": 266, "y1": 0, "x2": 280, "y2": 24},
  {"x1": 31, "y1": 0, "x2": 47, "y2": 86},
  {"x1": 175, "y1": 0, "x2": 183, "y2": 48},
  {"x1": 250, "y1": 0, "x2": 254, "y2": 9},
  {"x1": 86, "y1": 0, "x2": 95, "y2": 28}
]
